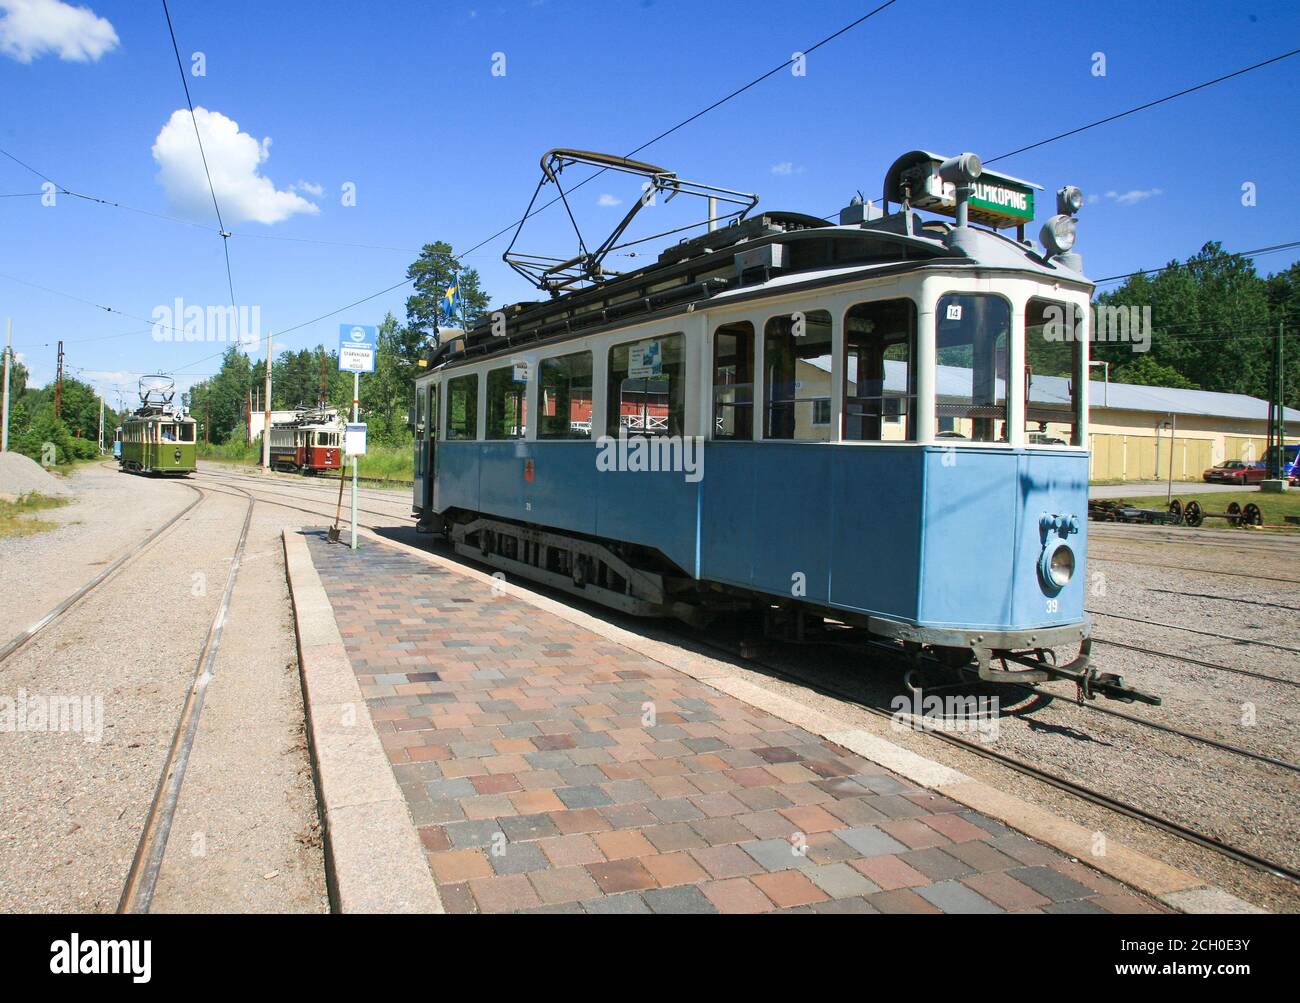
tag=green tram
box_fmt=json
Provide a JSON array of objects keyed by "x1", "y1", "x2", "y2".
[{"x1": 120, "y1": 409, "x2": 197, "y2": 475}]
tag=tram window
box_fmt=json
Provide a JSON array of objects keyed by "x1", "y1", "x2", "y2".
[
  {"x1": 935, "y1": 294, "x2": 1010, "y2": 443},
  {"x1": 486, "y1": 366, "x2": 527, "y2": 439},
  {"x1": 763, "y1": 309, "x2": 832, "y2": 441},
  {"x1": 179, "y1": 424, "x2": 195, "y2": 443},
  {"x1": 844, "y1": 299, "x2": 916, "y2": 442},
  {"x1": 713, "y1": 322, "x2": 754, "y2": 440},
  {"x1": 538, "y1": 351, "x2": 593, "y2": 440},
  {"x1": 606, "y1": 333, "x2": 684, "y2": 437},
  {"x1": 1025, "y1": 299, "x2": 1084, "y2": 446},
  {"x1": 446, "y1": 373, "x2": 479, "y2": 440}
]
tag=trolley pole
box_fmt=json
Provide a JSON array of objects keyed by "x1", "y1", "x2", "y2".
[
  {"x1": 351, "y1": 370, "x2": 359, "y2": 550},
  {"x1": 2, "y1": 318, "x2": 11, "y2": 453}
]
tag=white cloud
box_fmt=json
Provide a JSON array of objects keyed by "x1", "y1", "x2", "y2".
[
  {"x1": 770, "y1": 162, "x2": 804, "y2": 176},
  {"x1": 291, "y1": 179, "x2": 324, "y2": 198},
  {"x1": 597, "y1": 193, "x2": 622, "y2": 207},
  {"x1": 1103, "y1": 188, "x2": 1163, "y2": 206},
  {"x1": 0, "y1": 0, "x2": 118, "y2": 63},
  {"x1": 151, "y1": 108, "x2": 320, "y2": 226}
]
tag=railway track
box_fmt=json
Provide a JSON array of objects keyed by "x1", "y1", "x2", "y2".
[
  {"x1": 1091, "y1": 636, "x2": 1300, "y2": 689},
  {"x1": 1088, "y1": 609, "x2": 1300, "y2": 655},
  {"x1": 118, "y1": 482, "x2": 256, "y2": 914},
  {"x1": 0, "y1": 479, "x2": 204, "y2": 666}
]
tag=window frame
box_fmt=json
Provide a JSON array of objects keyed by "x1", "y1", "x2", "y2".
[
  {"x1": 445, "y1": 371, "x2": 480, "y2": 441},
  {"x1": 762, "y1": 308, "x2": 834, "y2": 442},
  {"x1": 605, "y1": 332, "x2": 686, "y2": 438},
  {"x1": 711, "y1": 321, "x2": 754, "y2": 441},
  {"x1": 1024, "y1": 296, "x2": 1086, "y2": 448},
  {"x1": 536, "y1": 350, "x2": 594, "y2": 440},
  {"x1": 485, "y1": 364, "x2": 528, "y2": 440},
  {"x1": 933, "y1": 290, "x2": 1013, "y2": 446},
  {"x1": 841, "y1": 297, "x2": 918, "y2": 443}
]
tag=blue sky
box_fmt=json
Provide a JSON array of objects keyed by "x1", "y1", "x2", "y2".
[{"x1": 2, "y1": 0, "x2": 1299, "y2": 407}]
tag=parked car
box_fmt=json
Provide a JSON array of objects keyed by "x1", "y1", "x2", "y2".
[{"x1": 1202, "y1": 460, "x2": 1267, "y2": 485}]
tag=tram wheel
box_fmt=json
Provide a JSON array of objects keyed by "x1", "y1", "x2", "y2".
[
  {"x1": 1243, "y1": 502, "x2": 1263, "y2": 527},
  {"x1": 1167, "y1": 499, "x2": 1182, "y2": 524},
  {"x1": 1184, "y1": 500, "x2": 1203, "y2": 527}
]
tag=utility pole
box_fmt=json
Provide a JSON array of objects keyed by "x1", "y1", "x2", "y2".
[
  {"x1": 261, "y1": 331, "x2": 273, "y2": 470},
  {"x1": 205, "y1": 400, "x2": 210, "y2": 445},
  {"x1": 2, "y1": 318, "x2": 11, "y2": 452},
  {"x1": 319, "y1": 352, "x2": 328, "y2": 409},
  {"x1": 54, "y1": 340, "x2": 64, "y2": 418},
  {"x1": 98, "y1": 395, "x2": 104, "y2": 455}
]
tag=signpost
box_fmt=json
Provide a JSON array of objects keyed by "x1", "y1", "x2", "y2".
[{"x1": 338, "y1": 324, "x2": 376, "y2": 550}]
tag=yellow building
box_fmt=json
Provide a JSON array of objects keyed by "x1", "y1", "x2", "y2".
[{"x1": 796, "y1": 357, "x2": 1296, "y2": 480}]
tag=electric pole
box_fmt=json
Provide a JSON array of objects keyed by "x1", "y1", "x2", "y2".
[
  {"x1": 319, "y1": 352, "x2": 328, "y2": 409},
  {"x1": 261, "y1": 330, "x2": 273, "y2": 469},
  {"x1": 98, "y1": 395, "x2": 104, "y2": 455},
  {"x1": 54, "y1": 340, "x2": 64, "y2": 418},
  {"x1": 2, "y1": 318, "x2": 11, "y2": 452}
]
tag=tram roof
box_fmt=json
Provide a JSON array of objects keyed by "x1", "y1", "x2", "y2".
[{"x1": 428, "y1": 212, "x2": 1090, "y2": 372}]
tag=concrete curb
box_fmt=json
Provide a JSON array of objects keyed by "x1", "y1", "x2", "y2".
[
  {"x1": 282, "y1": 529, "x2": 443, "y2": 914},
  {"x1": 359, "y1": 527, "x2": 1266, "y2": 915}
]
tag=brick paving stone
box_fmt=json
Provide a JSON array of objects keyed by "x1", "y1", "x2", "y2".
[
  {"x1": 470, "y1": 873, "x2": 543, "y2": 912},
  {"x1": 752, "y1": 870, "x2": 829, "y2": 908},
  {"x1": 867, "y1": 889, "x2": 943, "y2": 914},
  {"x1": 700, "y1": 878, "x2": 776, "y2": 914},
  {"x1": 489, "y1": 842, "x2": 550, "y2": 876},
  {"x1": 850, "y1": 854, "x2": 931, "y2": 890},
  {"x1": 834, "y1": 825, "x2": 908, "y2": 858},
  {"x1": 529, "y1": 865, "x2": 602, "y2": 905},
  {"x1": 498, "y1": 813, "x2": 560, "y2": 842},
  {"x1": 644, "y1": 885, "x2": 718, "y2": 914},
  {"x1": 900, "y1": 847, "x2": 976, "y2": 882},
  {"x1": 642, "y1": 823, "x2": 708, "y2": 853},
  {"x1": 1008, "y1": 865, "x2": 1094, "y2": 903},
  {"x1": 917, "y1": 880, "x2": 1003, "y2": 914},
  {"x1": 304, "y1": 535, "x2": 1161, "y2": 916},
  {"x1": 582, "y1": 892, "x2": 652, "y2": 914},
  {"x1": 1043, "y1": 899, "x2": 1108, "y2": 915},
  {"x1": 583, "y1": 857, "x2": 658, "y2": 896},
  {"x1": 428, "y1": 849, "x2": 494, "y2": 884},
  {"x1": 641, "y1": 852, "x2": 710, "y2": 887},
  {"x1": 805, "y1": 862, "x2": 880, "y2": 899},
  {"x1": 593, "y1": 829, "x2": 658, "y2": 861},
  {"x1": 438, "y1": 881, "x2": 478, "y2": 914},
  {"x1": 691, "y1": 843, "x2": 765, "y2": 880},
  {"x1": 961, "y1": 871, "x2": 1052, "y2": 912}
]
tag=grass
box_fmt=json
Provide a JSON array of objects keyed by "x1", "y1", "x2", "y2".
[
  {"x1": 198, "y1": 441, "x2": 414, "y2": 484},
  {"x1": 1110, "y1": 488, "x2": 1300, "y2": 530},
  {"x1": 0, "y1": 493, "x2": 72, "y2": 539}
]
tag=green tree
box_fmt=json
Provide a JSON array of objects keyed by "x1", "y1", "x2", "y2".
[
  {"x1": 405, "y1": 241, "x2": 490, "y2": 347},
  {"x1": 1111, "y1": 355, "x2": 1200, "y2": 390}
]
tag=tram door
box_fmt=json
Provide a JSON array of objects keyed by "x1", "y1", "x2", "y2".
[{"x1": 423, "y1": 383, "x2": 438, "y2": 512}]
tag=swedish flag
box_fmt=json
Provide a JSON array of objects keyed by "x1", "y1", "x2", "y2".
[{"x1": 442, "y1": 280, "x2": 461, "y2": 325}]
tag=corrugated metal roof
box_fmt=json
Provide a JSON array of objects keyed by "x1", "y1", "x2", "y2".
[{"x1": 803, "y1": 357, "x2": 1300, "y2": 421}]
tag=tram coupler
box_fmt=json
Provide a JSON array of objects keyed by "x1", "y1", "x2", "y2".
[{"x1": 983, "y1": 639, "x2": 1162, "y2": 705}]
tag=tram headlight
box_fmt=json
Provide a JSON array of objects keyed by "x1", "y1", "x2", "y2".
[
  {"x1": 1039, "y1": 539, "x2": 1076, "y2": 591},
  {"x1": 1040, "y1": 214, "x2": 1076, "y2": 256}
]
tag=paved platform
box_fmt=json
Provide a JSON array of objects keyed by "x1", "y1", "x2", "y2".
[{"x1": 292, "y1": 529, "x2": 1173, "y2": 915}]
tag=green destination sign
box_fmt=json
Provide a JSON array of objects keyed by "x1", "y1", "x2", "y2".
[{"x1": 968, "y1": 179, "x2": 1035, "y2": 225}]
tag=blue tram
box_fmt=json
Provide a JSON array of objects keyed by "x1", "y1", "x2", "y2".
[{"x1": 411, "y1": 149, "x2": 1151, "y2": 703}]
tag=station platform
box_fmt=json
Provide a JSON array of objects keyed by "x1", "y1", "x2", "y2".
[{"x1": 283, "y1": 528, "x2": 1185, "y2": 915}]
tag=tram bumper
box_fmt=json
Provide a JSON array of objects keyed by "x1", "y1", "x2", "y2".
[{"x1": 866, "y1": 616, "x2": 1159, "y2": 705}]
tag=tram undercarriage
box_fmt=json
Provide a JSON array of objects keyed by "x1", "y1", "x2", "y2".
[{"x1": 422, "y1": 510, "x2": 1158, "y2": 705}]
